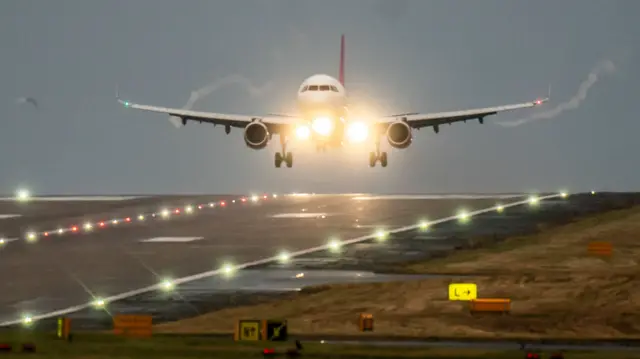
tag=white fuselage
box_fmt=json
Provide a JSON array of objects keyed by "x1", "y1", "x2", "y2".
[
  {"x1": 296, "y1": 74, "x2": 348, "y2": 121},
  {"x1": 293, "y1": 74, "x2": 351, "y2": 146}
]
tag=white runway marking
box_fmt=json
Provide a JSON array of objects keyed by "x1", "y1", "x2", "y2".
[
  {"x1": 0, "y1": 214, "x2": 21, "y2": 219},
  {"x1": 140, "y1": 237, "x2": 203, "y2": 243},
  {"x1": 270, "y1": 213, "x2": 328, "y2": 219},
  {"x1": 0, "y1": 193, "x2": 562, "y2": 327},
  {"x1": 0, "y1": 196, "x2": 145, "y2": 202},
  {"x1": 352, "y1": 194, "x2": 525, "y2": 200}
]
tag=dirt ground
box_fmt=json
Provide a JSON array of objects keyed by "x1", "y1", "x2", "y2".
[{"x1": 155, "y1": 205, "x2": 640, "y2": 339}]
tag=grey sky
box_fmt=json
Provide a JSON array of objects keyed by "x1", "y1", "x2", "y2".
[{"x1": 1, "y1": 0, "x2": 638, "y2": 195}]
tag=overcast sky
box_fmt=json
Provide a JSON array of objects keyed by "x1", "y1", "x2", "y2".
[{"x1": 1, "y1": 0, "x2": 638, "y2": 195}]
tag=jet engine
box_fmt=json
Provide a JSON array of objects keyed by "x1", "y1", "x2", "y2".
[
  {"x1": 244, "y1": 122, "x2": 270, "y2": 150},
  {"x1": 386, "y1": 121, "x2": 412, "y2": 149}
]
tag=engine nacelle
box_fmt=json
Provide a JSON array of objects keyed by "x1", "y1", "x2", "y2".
[
  {"x1": 386, "y1": 121, "x2": 412, "y2": 149},
  {"x1": 244, "y1": 122, "x2": 270, "y2": 150}
]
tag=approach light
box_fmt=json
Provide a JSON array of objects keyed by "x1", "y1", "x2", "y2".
[
  {"x1": 84, "y1": 222, "x2": 93, "y2": 231},
  {"x1": 272, "y1": 194, "x2": 278, "y2": 198},
  {"x1": 161, "y1": 209, "x2": 170, "y2": 218},
  {"x1": 138, "y1": 215, "x2": 145, "y2": 221},
  {"x1": 311, "y1": 117, "x2": 333, "y2": 136},
  {"x1": 346, "y1": 121, "x2": 369, "y2": 143},
  {"x1": 0, "y1": 238, "x2": 5, "y2": 245},
  {"x1": 295, "y1": 125, "x2": 311, "y2": 140},
  {"x1": 185, "y1": 205, "x2": 193, "y2": 214}
]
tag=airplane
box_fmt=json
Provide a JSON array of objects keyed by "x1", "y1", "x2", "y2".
[{"x1": 117, "y1": 34, "x2": 548, "y2": 168}]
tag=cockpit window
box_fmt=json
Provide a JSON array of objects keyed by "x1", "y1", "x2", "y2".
[
  {"x1": 330, "y1": 85, "x2": 339, "y2": 92},
  {"x1": 308, "y1": 85, "x2": 318, "y2": 91},
  {"x1": 300, "y1": 86, "x2": 308, "y2": 92},
  {"x1": 319, "y1": 85, "x2": 330, "y2": 91}
]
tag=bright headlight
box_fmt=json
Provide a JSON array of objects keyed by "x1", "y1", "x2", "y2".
[
  {"x1": 295, "y1": 125, "x2": 311, "y2": 140},
  {"x1": 311, "y1": 117, "x2": 333, "y2": 136},
  {"x1": 346, "y1": 121, "x2": 369, "y2": 143}
]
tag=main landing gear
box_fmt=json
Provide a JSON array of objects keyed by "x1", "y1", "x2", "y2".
[
  {"x1": 275, "y1": 136, "x2": 293, "y2": 168},
  {"x1": 369, "y1": 140, "x2": 388, "y2": 168}
]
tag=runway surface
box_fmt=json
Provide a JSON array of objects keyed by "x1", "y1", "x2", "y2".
[{"x1": 1, "y1": 192, "x2": 639, "y2": 334}]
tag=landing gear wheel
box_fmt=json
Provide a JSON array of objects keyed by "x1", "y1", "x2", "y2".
[
  {"x1": 369, "y1": 152, "x2": 377, "y2": 167},
  {"x1": 275, "y1": 153, "x2": 283, "y2": 168},
  {"x1": 380, "y1": 152, "x2": 388, "y2": 167},
  {"x1": 285, "y1": 152, "x2": 293, "y2": 168}
]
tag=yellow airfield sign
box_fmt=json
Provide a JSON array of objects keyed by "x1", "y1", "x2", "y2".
[{"x1": 448, "y1": 283, "x2": 477, "y2": 301}]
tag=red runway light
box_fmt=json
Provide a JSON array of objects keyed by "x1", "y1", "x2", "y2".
[
  {"x1": 99, "y1": 222, "x2": 105, "y2": 227},
  {"x1": 263, "y1": 195, "x2": 267, "y2": 199},
  {"x1": 241, "y1": 198, "x2": 246, "y2": 202},
  {"x1": 44, "y1": 232, "x2": 49, "y2": 237},
  {"x1": 220, "y1": 201, "x2": 226, "y2": 206},
  {"x1": 71, "y1": 226, "x2": 78, "y2": 232},
  {"x1": 198, "y1": 205, "x2": 202, "y2": 209},
  {"x1": 125, "y1": 217, "x2": 131, "y2": 222},
  {"x1": 175, "y1": 209, "x2": 180, "y2": 214}
]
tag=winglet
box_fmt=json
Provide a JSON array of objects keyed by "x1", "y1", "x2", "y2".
[{"x1": 115, "y1": 85, "x2": 131, "y2": 107}]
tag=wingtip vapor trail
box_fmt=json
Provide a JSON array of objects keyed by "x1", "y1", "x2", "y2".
[{"x1": 495, "y1": 60, "x2": 615, "y2": 127}]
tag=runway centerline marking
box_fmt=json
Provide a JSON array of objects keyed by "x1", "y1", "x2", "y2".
[{"x1": 0, "y1": 193, "x2": 562, "y2": 327}]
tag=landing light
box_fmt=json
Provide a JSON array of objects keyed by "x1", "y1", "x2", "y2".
[
  {"x1": 375, "y1": 230, "x2": 387, "y2": 241},
  {"x1": 496, "y1": 204, "x2": 504, "y2": 213},
  {"x1": 419, "y1": 220, "x2": 429, "y2": 230},
  {"x1": 251, "y1": 195, "x2": 259, "y2": 202},
  {"x1": 346, "y1": 121, "x2": 369, "y2": 143},
  {"x1": 591, "y1": 190, "x2": 596, "y2": 195},
  {"x1": 161, "y1": 209, "x2": 170, "y2": 218},
  {"x1": 93, "y1": 298, "x2": 105, "y2": 308},
  {"x1": 560, "y1": 192, "x2": 568, "y2": 198},
  {"x1": 185, "y1": 205, "x2": 193, "y2": 213},
  {"x1": 22, "y1": 315, "x2": 33, "y2": 325},
  {"x1": 311, "y1": 117, "x2": 333, "y2": 136},
  {"x1": 528, "y1": 195, "x2": 539, "y2": 205},
  {"x1": 0, "y1": 238, "x2": 5, "y2": 245},
  {"x1": 138, "y1": 215, "x2": 145, "y2": 221},
  {"x1": 295, "y1": 125, "x2": 311, "y2": 140},
  {"x1": 84, "y1": 222, "x2": 93, "y2": 231}
]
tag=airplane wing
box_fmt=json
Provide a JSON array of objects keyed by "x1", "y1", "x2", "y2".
[
  {"x1": 116, "y1": 93, "x2": 297, "y2": 133},
  {"x1": 376, "y1": 97, "x2": 549, "y2": 131}
]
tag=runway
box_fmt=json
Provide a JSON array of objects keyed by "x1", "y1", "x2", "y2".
[{"x1": 1, "y1": 192, "x2": 639, "y2": 331}]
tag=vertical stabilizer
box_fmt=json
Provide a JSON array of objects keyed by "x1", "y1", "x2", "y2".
[{"x1": 339, "y1": 34, "x2": 345, "y2": 87}]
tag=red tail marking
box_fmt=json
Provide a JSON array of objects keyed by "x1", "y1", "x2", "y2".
[{"x1": 339, "y1": 34, "x2": 345, "y2": 87}]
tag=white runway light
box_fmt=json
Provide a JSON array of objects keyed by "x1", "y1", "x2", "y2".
[
  {"x1": 278, "y1": 251, "x2": 290, "y2": 263},
  {"x1": 15, "y1": 188, "x2": 31, "y2": 202},
  {"x1": 0, "y1": 193, "x2": 564, "y2": 327},
  {"x1": 161, "y1": 279, "x2": 174, "y2": 291}
]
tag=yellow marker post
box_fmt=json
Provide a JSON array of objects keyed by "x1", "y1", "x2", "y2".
[{"x1": 448, "y1": 283, "x2": 477, "y2": 301}]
